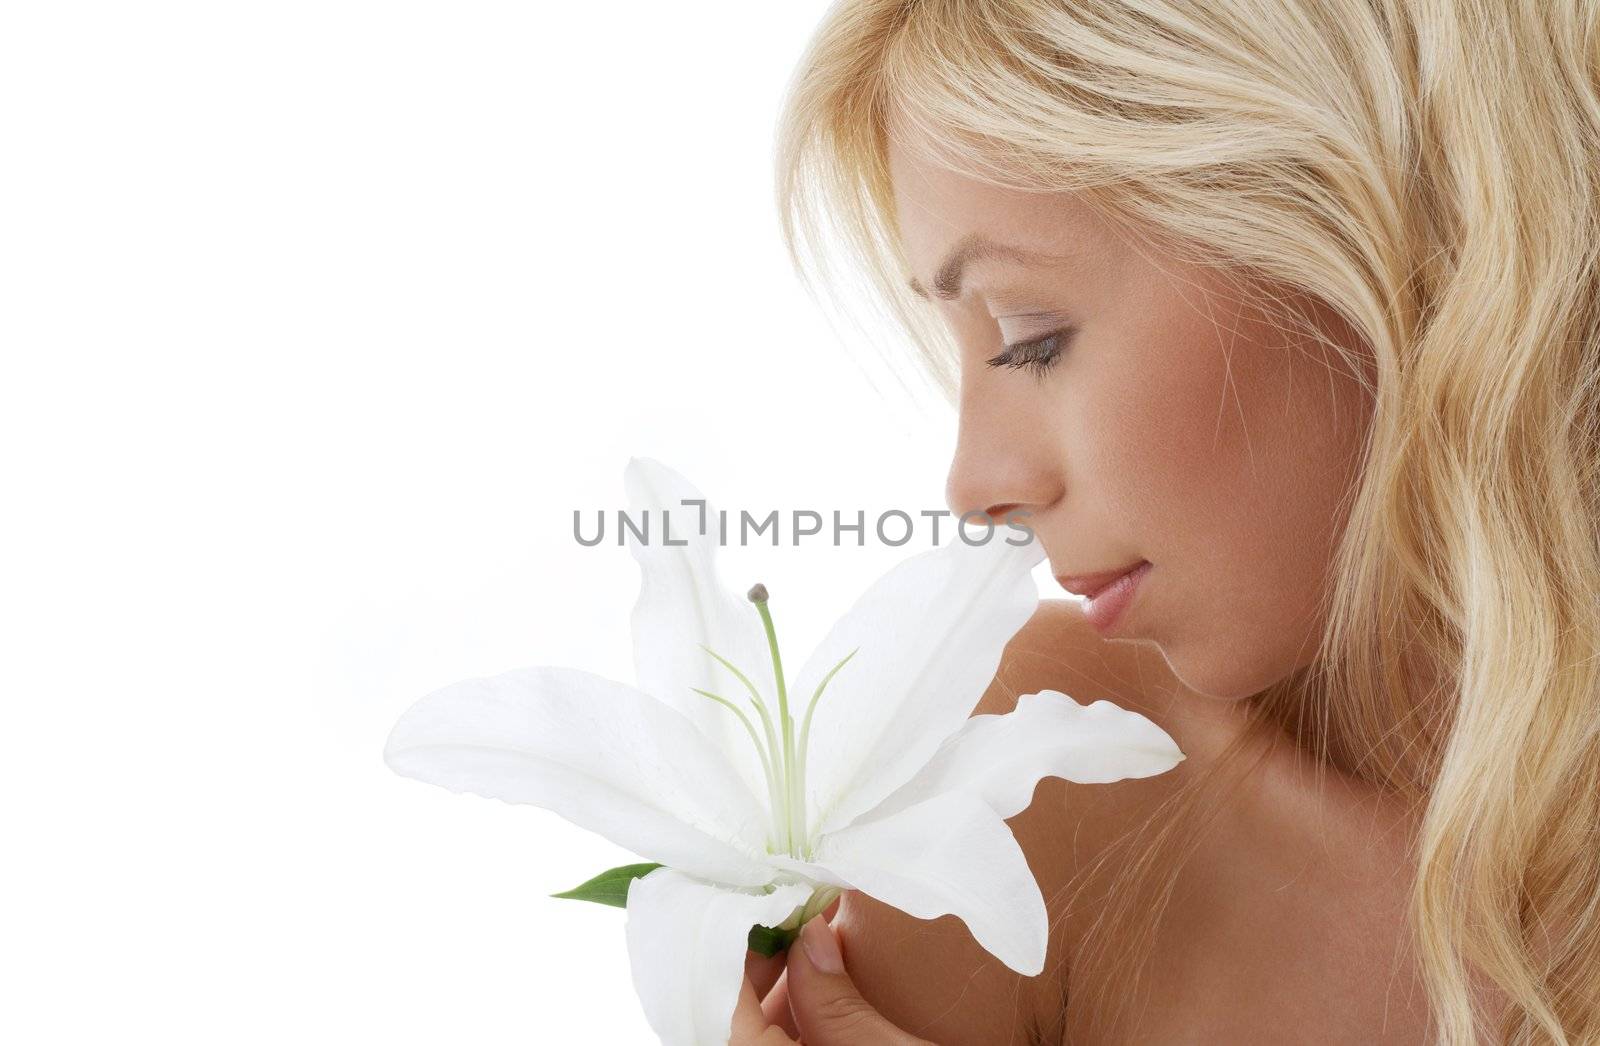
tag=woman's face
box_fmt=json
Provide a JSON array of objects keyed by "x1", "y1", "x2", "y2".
[{"x1": 886, "y1": 130, "x2": 1374, "y2": 701}]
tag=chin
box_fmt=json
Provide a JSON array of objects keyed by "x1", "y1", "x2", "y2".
[{"x1": 1153, "y1": 642, "x2": 1285, "y2": 702}]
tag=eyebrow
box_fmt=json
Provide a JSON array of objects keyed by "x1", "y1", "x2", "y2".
[{"x1": 906, "y1": 233, "x2": 1048, "y2": 301}]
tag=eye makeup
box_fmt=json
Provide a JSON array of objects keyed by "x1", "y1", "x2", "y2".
[{"x1": 984, "y1": 327, "x2": 1074, "y2": 378}]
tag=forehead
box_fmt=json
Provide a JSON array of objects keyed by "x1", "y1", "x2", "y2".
[
  {"x1": 884, "y1": 130, "x2": 1020, "y2": 247},
  {"x1": 883, "y1": 119, "x2": 1112, "y2": 284}
]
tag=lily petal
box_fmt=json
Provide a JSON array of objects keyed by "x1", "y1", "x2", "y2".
[
  {"x1": 623, "y1": 456, "x2": 778, "y2": 807},
  {"x1": 816, "y1": 790, "x2": 1049, "y2": 976},
  {"x1": 384, "y1": 665, "x2": 775, "y2": 886},
  {"x1": 858, "y1": 689, "x2": 1186, "y2": 824},
  {"x1": 625, "y1": 867, "x2": 813, "y2": 1046},
  {"x1": 795, "y1": 534, "x2": 1043, "y2": 838}
]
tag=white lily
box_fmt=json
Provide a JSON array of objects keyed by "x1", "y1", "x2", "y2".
[{"x1": 384, "y1": 457, "x2": 1186, "y2": 1046}]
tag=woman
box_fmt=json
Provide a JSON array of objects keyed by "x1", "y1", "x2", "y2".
[{"x1": 731, "y1": 1, "x2": 1600, "y2": 1043}]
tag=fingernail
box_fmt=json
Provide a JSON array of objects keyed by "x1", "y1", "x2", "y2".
[{"x1": 800, "y1": 916, "x2": 843, "y2": 974}]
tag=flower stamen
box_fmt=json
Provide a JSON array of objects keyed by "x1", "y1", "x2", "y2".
[
  {"x1": 693, "y1": 586, "x2": 857, "y2": 860},
  {"x1": 697, "y1": 642, "x2": 782, "y2": 786},
  {"x1": 688, "y1": 685, "x2": 784, "y2": 834},
  {"x1": 794, "y1": 646, "x2": 857, "y2": 847}
]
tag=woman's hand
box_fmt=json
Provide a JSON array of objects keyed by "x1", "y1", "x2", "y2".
[{"x1": 731, "y1": 915, "x2": 934, "y2": 1045}]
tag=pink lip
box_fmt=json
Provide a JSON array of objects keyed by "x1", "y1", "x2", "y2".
[
  {"x1": 1060, "y1": 561, "x2": 1151, "y2": 636},
  {"x1": 1054, "y1": 560, "x2": 1148, "y2": 599}
]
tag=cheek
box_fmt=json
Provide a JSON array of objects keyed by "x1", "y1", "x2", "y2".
[{"x1": 1075, "y1": 302, "x2": 1368, "y2": 698}]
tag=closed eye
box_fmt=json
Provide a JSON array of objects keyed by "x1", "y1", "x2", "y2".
[{"x1": 984, "y1": 327, "x2": 1073, "y2": 378}]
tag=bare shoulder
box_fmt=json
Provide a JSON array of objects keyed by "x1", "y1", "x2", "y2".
[
  {"x1": 832, "y1": 600, "x2": 1432, "y2": 1044},
  {"x1": 993, "y1": 612, "x2": 1433, "y2": 1044},
  {"x1": 831, "y1": 598, "x2": 1190, "y2": 1044}
]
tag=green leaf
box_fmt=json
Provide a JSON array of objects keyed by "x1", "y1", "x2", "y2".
[
  {"x1": 551, "y1": 862, "x2": 803, "y2": 958},
  {"x1": 549, "y1": 861, "x2": 664, "y2": 908}
]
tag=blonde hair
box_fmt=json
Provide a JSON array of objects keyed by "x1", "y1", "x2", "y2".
[{"x1": 773, "y1": 1, "x2": 1600, "y2": 1042}]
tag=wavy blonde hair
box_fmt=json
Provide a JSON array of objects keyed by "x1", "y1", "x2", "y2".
[{"x1": 773, "y1": 1, "x2": 1600, "y2": 1042}]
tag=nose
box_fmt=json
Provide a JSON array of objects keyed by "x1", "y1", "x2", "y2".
[{"x1": 943, "y1": 404, "x2": 1063, "y2": 530}]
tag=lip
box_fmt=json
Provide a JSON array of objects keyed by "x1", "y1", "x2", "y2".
[
  {"x1": 1057, "y1": 560, "x2": 1151, "y2": 636},
  {"x1": 1054, "y1": 560, "x2": 1149, "y2": 600}
]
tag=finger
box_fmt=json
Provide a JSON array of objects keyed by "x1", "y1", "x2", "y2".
[
  {"x1": 761, "y1": 967, "x2": 800, "y2": 1039},
  {"x1": 745, "y1": 947, "x2": 787, "y2": 1001},
  {"x1": 786, "y1": 917, "x2": 931, "y2": 1046},
  {"x1": 730, "y1": 975, "x2": 797, "y2": 1046}
]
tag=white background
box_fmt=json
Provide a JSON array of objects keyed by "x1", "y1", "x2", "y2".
[{"x1": 1, "y1": 2, "x2": 1061, "y2": 1042}]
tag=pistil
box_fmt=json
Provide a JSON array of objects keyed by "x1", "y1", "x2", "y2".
[
  {"x1": 746, "y1": 583, "x2": 801, "y2": 855},
  {"x1": 690, "y1": 584, "x2": 858, "y2": 861}
]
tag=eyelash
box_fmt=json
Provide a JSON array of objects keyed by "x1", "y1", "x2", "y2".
[{"x1": 985, "y1": 328, "x2": 1072, "y2": 378}]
